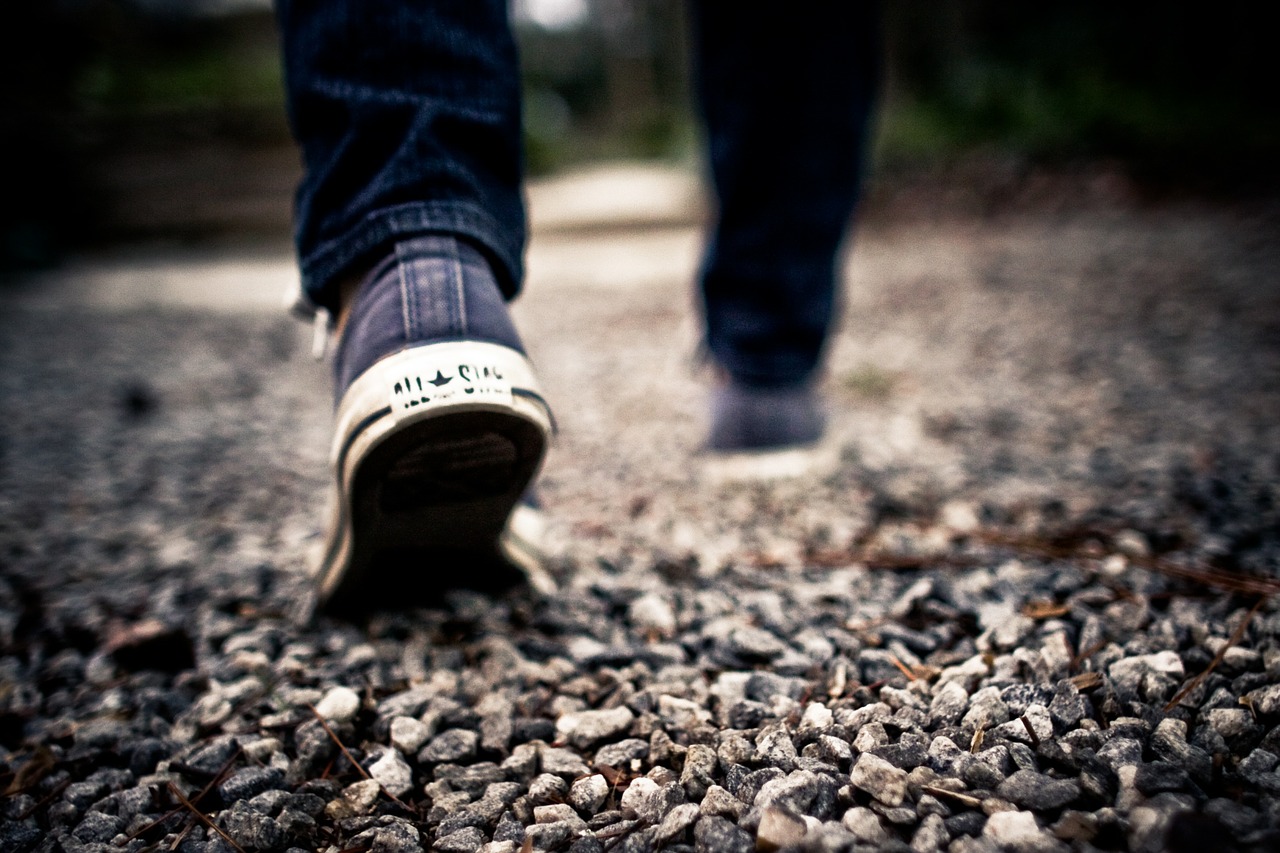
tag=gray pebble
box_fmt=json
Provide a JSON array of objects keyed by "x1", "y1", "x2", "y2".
[
  {"x1": 995, "y1": 770, "x2": 1080, "y2": 811},
  {"x1": 556, "y1": 706, "x2": 635, "y2": 749},
  {"x1": 435, "y1": 826, "x2": 487, "y2": 852},
  {"x1": 419, "y1": 729, "x2": 479, "y2": 764},
  {"x1": 694, "y1": 815, "x2": 754, "y2": 853},
  {"x1": 850, "y1": 753, "x2": 909, "y2": 807}
]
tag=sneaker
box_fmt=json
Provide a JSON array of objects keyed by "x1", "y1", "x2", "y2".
[
  {"x1": 701, "y1": 381, "x2": 834, "y2": 480},
  {"x1": 316, "y1": 235, "x2": 553, "y2": 614}
]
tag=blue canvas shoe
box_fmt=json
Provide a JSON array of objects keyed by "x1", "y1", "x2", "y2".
[
  {"x1": 702, "y1": 381, "x2": 833, "y2": 480},
  {"x1": 317, "y1": 235, "x2": 553, "y2": 614},
  {"x1": 706, "y1": 382, "x2": 825, "y2": 452}
]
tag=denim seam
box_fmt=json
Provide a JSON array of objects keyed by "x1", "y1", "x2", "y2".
[
  {"x1": 306, "y1": 80, "x2": 510, "y2": 117},
  {"x1": 301, "y1": 201, "x2": 523, "y2": 309},
  {"x1": 395, "y1": 243, "x2": 416, "y2": 340},
  {"x1": 450, "y1": 239, "x2": 467, "y2": 334}
]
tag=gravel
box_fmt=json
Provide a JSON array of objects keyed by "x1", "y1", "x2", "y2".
[{"x1": 2, "y1": 193, "x2": 1279, "y2": 851}]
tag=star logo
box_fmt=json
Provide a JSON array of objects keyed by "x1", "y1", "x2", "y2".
[{"x1": 428, "y1": 370, "x2": 452, "y2": 387}]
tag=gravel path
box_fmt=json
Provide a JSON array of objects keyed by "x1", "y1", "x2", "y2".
[{"x1": 2, "y1": 174, "x2": 1279, "y2": 852}]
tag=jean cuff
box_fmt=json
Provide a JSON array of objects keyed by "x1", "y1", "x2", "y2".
[{"x1": 299, "y1": 200, "x2": 524, "y2": 313}]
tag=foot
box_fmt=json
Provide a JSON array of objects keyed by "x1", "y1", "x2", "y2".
[
  {"x1": 705, "y1": 381, "x2": 825, "y2": 452},
  {"x1": 316, "y1": 235, "x2": 553, "y2": 615},
  {"x1": 701, "y1": 381, "x2": 831, "y2": 481}
]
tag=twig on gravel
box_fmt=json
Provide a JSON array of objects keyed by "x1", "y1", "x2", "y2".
[
  {"x1": 167, "y1": 821, "x2": 193, "y2": 850},
  {"x1": 14, "y1": 776, "x2": 70, "y2": 821},
  {"x1": 305, "y1": 703, "x2": 373, "y2": 782},
  {"x1": 889, "y1": 655, "x2": 918, "y2": 682},
  {"x1": 128, "y1": 747, "x2": 244, "y2": 844},
  {"x1": 1164, "y1": 597, "x2": 1265, "y2": 713},
  {"x1": 1019, "y1": 715, "x2": 1041, "y2": 749},
  {"x1": 1070, "y1": 640, "x2": 1108, "y2": 672},
  {"x1": 978, "y1": 530, "x2": 1280, "y2": 597},
  {"x1": 305, "y1": 702, "x2": 415, "y2": 813},
  {"x1": 1, "y1": 745, "x2": 56, "y2": 797},
  {"x1": 1068, "y1": 672, "x2": 1104, "y2": 691},
  {"x1": 167, "y1": 781, "x2": 247, "y2": 853},
  {"x1": 919, "y1": 785, "x2": 984, "y2": 809}
]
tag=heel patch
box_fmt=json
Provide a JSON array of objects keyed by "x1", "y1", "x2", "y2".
[{"x1": 390, "y1": 357, "x2": 513, "y2": 418}]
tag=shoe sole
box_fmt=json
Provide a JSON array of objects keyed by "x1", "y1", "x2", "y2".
[{"x1": 317, "y1": 340, "x2": 553, "y2": 615}]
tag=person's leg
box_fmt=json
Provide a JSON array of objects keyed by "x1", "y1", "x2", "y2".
[
  {"x1": 277, "y1": 0, "x2": 551, "y2": 614},
  {"x1": 277, "y1": 0, "x2": 526, "y2": 311},
  {"x1": 689, "y1": 1, "x2": 879, "y2": 449}
]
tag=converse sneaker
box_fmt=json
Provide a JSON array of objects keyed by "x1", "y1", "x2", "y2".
[
  {"x1": 701, "y1": 380, "x2": 834, "y2": 480},
  {"x1": 316, "y1": 235, "x2": 553, "y2": 614}
]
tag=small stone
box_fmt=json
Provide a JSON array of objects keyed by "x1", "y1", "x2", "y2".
[
  {"x1": 390, "y1": 716, "x2": 432, "y2": 754},
  {"x1": 654, "y1": 803, "x2": 700, "y2": 846},
  {"x1": 996, "y1": 770, "x2": 1080, "y2": 812},
  {"x1": 945, "y1": 812, "x2": 987, "y2": 839},
  {"x1": 983, "y1": 810, "x2": 1042, "y2": 845},
  {"x1": 480, "y1": 843, "x2": 518, "y2": 853},
  {"x1": 681, "y1": 743, "x2": 719, "y2": 801},
  {"x1": 524, "y1": 820, "x2": 579, "y2": 850},
  {"x1": 930, "y1": 681, "x2": 970, "y2": 726},
  {"x1": 806, "y1": 734, "x2": 852, "y2": 766},
  {"x1": 72, "y1": 812, "x2": 126, "y2": 844},
  {"x1": 541, "y1": 746, "x2": 591, "y2": 778},
  {"x1": 620, "y1": 777, "x2": 659, "y2": 819},
  {"x1": 219, "y1": 803, "x2": 284, "y2": 850},
  {"x1": 218, "y1": 766, "x2": 285, "y2": 804},
  {"x1": 850, "y1": 753, "x2": 908, "y2": 807},
  {"x1": 1108, "y1": 652, "x2": 1184, "y2": 701},
  {"x1": 841, "y1": 806, "x2": 890, "y2": 844},
  {"x1": 753, "y1": 770, "x2": 824, "y2": 815},
  {"x1": 992, "y1": 705, "x2": 1053, "y2": 745},
  {"x1": 658, "y1": 694, "x2": 713, "y2": 729},
  {"x1": 594, "y1": 738, "x2": 649, "y2": 769},
  {"x1": 910, "y1": 813, "x2": 949, "y2": 852},
  {"x1": 325, "y1": 779, "x2": 381, "y2": 820},
  {"x1": 556, "y1": 707, "x2": 635, "y2": 749},
  {"x1": 535, "y1": 803, "x2": 582, "y2": 824},
  {"x1": 569, "y1": 775, "x2": 610, "y2": 814},
  {"x1": 756, "y1": 806, "x2": 808, "y2": 851},
  {"x1": 635, "y1": 781, "x2": 686, "y2": 825},
  {"x1": 630, "y1": 593, "x2": 677, "y2": 638},
  {"x1": 699, "y1": 785, "x2": 743, "y2": 820},
  {"x1": 420, "y1": 729, "x2": 479, "y2": 764},
  {"x1": 1245, "y1": 683, "x2": 1280, "y2": 715},
  {"x1": 347, "y1": 816, "x2": 424, "y2": 853},
  {"x1": 1050, "y1": 810, "x2": 1097, "y2": 842},
  {"x1": 369, "y1": 749, "x2": 414, "y2": 798},
  {"x1": 756, "y1": 725, "x2": 799, "y2": 771},
  {"x1": 694, "y1": 815, "x2": 754, "y2": 853},
  {"x1": 1206, "y1": 708, "x2": 1253, "y2": 739},
  {"x1": 728, "y1": 626, "x2": 788, "y2": 660},
  {"x1": 314, "y1": 686, "x2": 361, "y2": 723},
  {"x1": 436, "y1": 827, "x2": 487, "y2": 852},
  {"x1": 799, "y1": 703, "x2": 833, "y2": 729},
  {"x1": 528, "y1": 773, "x2": 569, "y2": 805}
]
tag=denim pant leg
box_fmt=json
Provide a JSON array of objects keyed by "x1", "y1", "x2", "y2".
[
  {"x1": 690, "y1": 1, "x2": 880, "y2": 388},
  {"x1": 276, "y1": 0, "x2": 524, "y2": 313}
]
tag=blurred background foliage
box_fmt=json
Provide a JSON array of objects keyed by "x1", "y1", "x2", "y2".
[{"x1": 3, "y1": 0, "x2": 1276, "y2": 267}]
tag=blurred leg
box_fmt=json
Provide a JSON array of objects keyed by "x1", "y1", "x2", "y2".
[
  {"x1": 690, "y1": 1, "x2": 880, "y2": 389},
  {"x1": 276, "y1": 0, "x2": 525, "y2": 312},
  {"x1": 276, "y1": 1, "x2": 550, "y2": 615}
]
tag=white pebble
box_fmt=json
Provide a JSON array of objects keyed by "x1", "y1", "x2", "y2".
[{"x1": 313, "y1": 686, "x2": 360, "y2": 723}]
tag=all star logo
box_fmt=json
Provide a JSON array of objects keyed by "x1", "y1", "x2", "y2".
[{"x1": 390, "y1": 359, "x2": 513, "y2": 413}]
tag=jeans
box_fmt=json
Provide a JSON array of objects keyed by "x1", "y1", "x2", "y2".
[{"x1": 277, "y1": 0, "x2": 879, "y2": 388}]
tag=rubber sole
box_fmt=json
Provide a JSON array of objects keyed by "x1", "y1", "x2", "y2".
[{"x1": 316, "y1": 341, "x2": 552, "y2": 615}]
